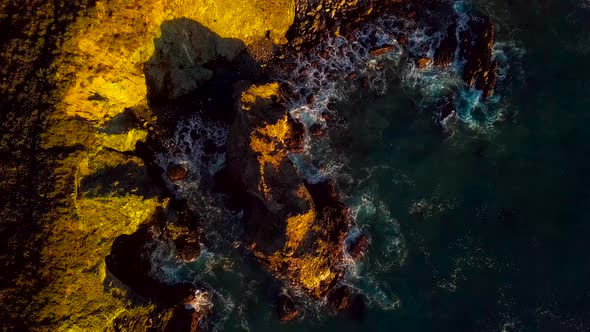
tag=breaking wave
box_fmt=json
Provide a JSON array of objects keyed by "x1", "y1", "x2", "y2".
[{"x1": 144, "y1": 0, "x2": 527, "y2": 326}]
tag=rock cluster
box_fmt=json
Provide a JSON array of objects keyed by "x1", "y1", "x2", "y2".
[
  {"x1": 434, "y1": 16, "x2": 498, "y2": 100},
  {"x1": 106, "y1": 202, "x2": 208, "y2": 330},
  {"x1": 288, "y1": 0, "x2": 404, "y2": 49}
]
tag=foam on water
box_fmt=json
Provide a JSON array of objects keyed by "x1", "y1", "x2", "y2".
[
  {"x1": 279, "y1": 0, "x2": 526, "y2": 185},
  {"x1": 270, "y1": 0, "x2": 525, "y2": 310},
  {"x1": 338, "y1": 192, "x2": 407, "y2": 311},
  {"x1": 146, "y1": 0, "x2": 528, "y2": 325},
  {"x1": 155, "y1": 114, "x2": 228, "y2": 195}
]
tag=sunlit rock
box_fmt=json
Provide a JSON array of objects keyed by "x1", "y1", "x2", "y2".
[
  {"x1": 223, "y1": 83, "x2": 350, "y2": 300},
  {"x1": 56, "y1": 0, "x2": 294, "y2": 123}
]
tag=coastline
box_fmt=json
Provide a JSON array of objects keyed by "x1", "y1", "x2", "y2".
[{"x1": 0, "y1": 1, "x2": 500, "y2": 330}]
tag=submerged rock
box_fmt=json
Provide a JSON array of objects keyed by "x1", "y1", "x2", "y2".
[
  {"x1": 167, "y1": 164, "x2": 189, "y2": 182},
  {"x1": 348, "y1": 234, "x2": 370, "y2": 260},
  {"x1": 417, "y1": 57, "x2": 433, "y2": 69},
  {"x1": 276, "y1": 292, "x2": 299, "y2": 322},
  {"x1": 370, "y1": 45, "x2": 397, "y2": 57}
]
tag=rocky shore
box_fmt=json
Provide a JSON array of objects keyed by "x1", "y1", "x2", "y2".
[{"x1": 0, "y1": 0, "x2": 499, "y2": 330}]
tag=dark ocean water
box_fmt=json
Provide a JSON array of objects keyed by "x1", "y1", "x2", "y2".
[{"x1": 157, "y1": 0, "x2": 590, "y2": 330}]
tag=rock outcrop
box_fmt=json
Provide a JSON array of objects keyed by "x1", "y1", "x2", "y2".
[
  {"x1": 222, "y1": 83, "x2": 350, "y2": 299},
  {"x1": 434, "y1": 16, "x2": 498, "y2": 100},
  {"x1": 287, "y1": 0, "x2": 406, "y2": 49},
  {"x1": 276, "y1": 292, "x2": 299, "y2": 322},
  {"x1": 459, "y1": 16, "x2": 498, "y2": 100},
  {"x1": 0, "y1": 0, "x2": 294, "y2": 330},
  {"x1": 0, "y1": 0, "x2": 502, "y2": 330},
  {"x1": 106, "y1": 203, "x2": 209, "y2": 330},
  {"x1": 434, "y1": 23, "x2": 458, "y2": 67}
]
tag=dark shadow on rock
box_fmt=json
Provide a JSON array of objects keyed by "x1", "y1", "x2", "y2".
[
  {"x1": 105, "y1": 201, "x2": 209, "y2": 330},
  {"x1": 142, "y1": 18, "x2": 266, "y2": 137},
  {"x1": 98, "y1": 108, "x2": 144, "y2": 135},
  {"x1": 79, "y1": 162, "x2": 161, "y2": 199},
  {"x1": 105, "y1": 18, "x2": 275, "y2": 330}
]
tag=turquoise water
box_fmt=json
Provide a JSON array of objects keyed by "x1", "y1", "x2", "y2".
[{"x1": 158, "y1": 0, "x2": 590, "y2": 330}]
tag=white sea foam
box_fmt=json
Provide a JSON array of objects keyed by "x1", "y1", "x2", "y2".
[
  {"x1": 155, "y1": 114, "x2": 228, "y2": 195},
  {"x1": 147, "y1": 0, "x2": 527, "y2": 324},
  {"x1": 337, "y1": 192, "x2": 408, "y2": 311}
]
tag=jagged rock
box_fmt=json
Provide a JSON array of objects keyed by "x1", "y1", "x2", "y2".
[
  {"x1": 167, "y1": 164, "x2": 189, "y2": 182},
  {"x1": 434, "y1": 23, "x2": 458, "y2": 67},
  {"x1": 370, "y1": 45, "x2": 397, "y2": 57},
  {"x1": 310, "y1": 123, "x2": 325, "y2": 137},
  {"x1": 145, "y1": 19, "x2": 245, "y2": 101},
  {"x1": 222, "y1": 83, "x2": 350, "y2": 299},
  {"x1": 276, "y1": 293, "x2": 299, "y2": 322},
  {"x1": 165, "y1": 306, "x2": 202, "y2": 332},
  {"x1": 417, "y1": 57, "x2": 433, "y2": 69},
  {"x1": 56, "y1": 0, "x2": 295, "y2": 123},
  {"x1": 288, "y1": 0, "x2": 404, "y2": 49},
  {"x1": 106, "y1": 203, "x2": 202, "y2": 303},
  {"x1": 164, "y1": 200, "x2": 201, "y2": 262},
  {"x1": 459, "y1": 16, "x2": 498, "y2": 100},
  {"x1": 436, "y1": 95, "x2": 456, "y2": 123},
  {"x1": 327, "y1": 285, "x2": 351, "y2": 310},
  {"x1": 348, "y1": 234, "x2": 370, "y2": 260}
]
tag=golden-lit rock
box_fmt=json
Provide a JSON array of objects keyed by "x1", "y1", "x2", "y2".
[
  {"x1": 27, "y1": 150, "x2": 166, "y2": 331},
  {"x1": 21, "y1": 1, "x2": 296, "y2": 327},
  {"x1": 417, "y1": 57, "x2": 433, "y2": 69},
  {"x1": 56, "y1": 0, "x2": 294, "y2": 123},
  {"x1": 241, "y1": 82, "x2": 281, "y2": 111},
  {"x1": 225, "y1": 82, "x2": 349, "y2": 300}
]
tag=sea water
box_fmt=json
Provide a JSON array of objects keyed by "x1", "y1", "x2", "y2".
[{"x1": 155, "y1": 0, "x2": 590, "y2": 330}]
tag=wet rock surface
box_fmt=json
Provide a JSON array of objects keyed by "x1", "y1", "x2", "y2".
[
  {"x1": 460, "y1": 16, "x2": 498, "y2": 100},
  {"x1": 106, "y1": 202, "x2": 209, "y2": 330},
  {"x1": 433, "y1": 16, "x2": 498, "y2": 100},
  {"x1": 0, "y1": 0, "x2": 503, "y2": 329},
  {"x1": 167, "y1": 164, "x2": 189, "y2": 182},
  {"x1": 221, "y1": 82, "x2": 350, "y2": 300},
  {"x1": 276, "y1": 292, "x2": 300, "y2": 322},
  {"x1": 434, "y1": 23, "x2": 458, "y2": 67},
  {"x1": 348, "y1": 234, "x2": 371, "y2": 260}
]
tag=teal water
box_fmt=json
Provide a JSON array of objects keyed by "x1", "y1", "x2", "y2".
[{"x1": 158, "y1": 0, "x2": 590, "y2": 330}]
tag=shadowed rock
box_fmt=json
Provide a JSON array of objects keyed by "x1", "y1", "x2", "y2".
[
  {"x1": 434, "y1": 23, "x2": 458, "y2": 67},
  {"x1": 459, "y1": 16, "x2": 498, "y2": 100},
  {"x1": 221, "y1": 82, "x2": 351, "y2": 302},
  {"x1": 276, "y1": 292, "x2": 299, "y2": 322},
  {"x1": 145, "y1": 18, "x2": 245, "y2": 102}
]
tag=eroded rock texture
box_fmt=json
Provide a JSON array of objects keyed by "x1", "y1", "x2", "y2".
[
  {"x1": 459, "y1": 16, "x2": 498, "y2": 100},
  {"x1": 434, "y1": 15, "x2": 498, "y2": 100},
  {"x1": 222, "y1": 83, "x2": 350, "y2": 300},
  {"x1": 288, "y1": 0, "x2": 412, "y2": 49}
]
